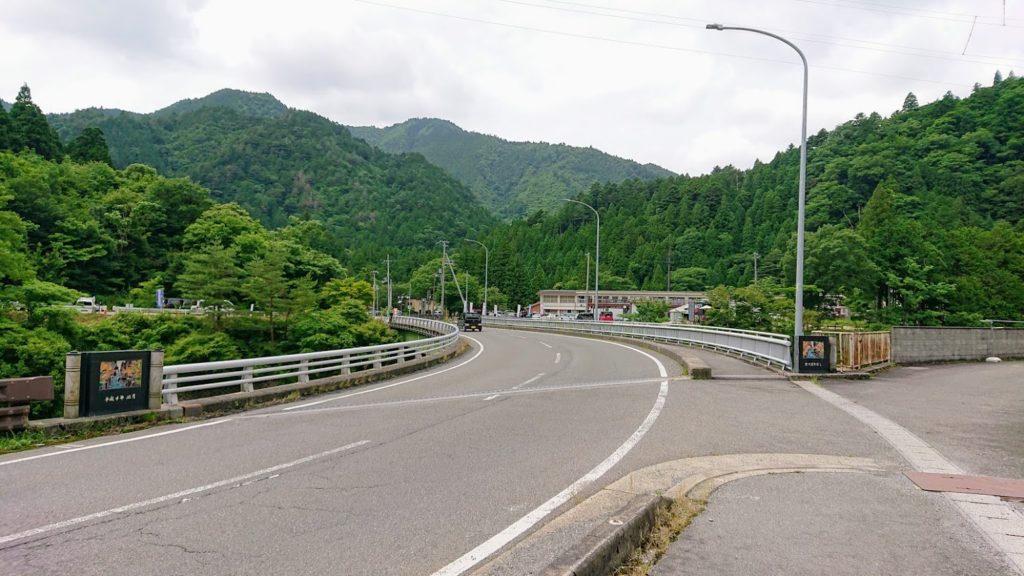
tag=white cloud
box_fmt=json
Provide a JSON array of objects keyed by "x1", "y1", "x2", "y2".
[{"x1": 2, "y1": 0, "x2": 1022, "y2": 174}]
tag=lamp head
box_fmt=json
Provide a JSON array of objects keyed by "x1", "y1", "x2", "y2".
[{"x1": 706, "y1": 23, "x2": 724, "y2": 30}]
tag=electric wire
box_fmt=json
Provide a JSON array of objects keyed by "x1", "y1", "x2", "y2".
[{"x1": 355, "y1": 0, "x2": 985, "y2": 88}]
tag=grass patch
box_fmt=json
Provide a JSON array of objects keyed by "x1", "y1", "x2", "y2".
[
  {"x1": 614, "y1": 497, "x2": 706, "y2": 576},
  {"x1": 0, "y1": 415, "x2": 181, "y2": 455}
]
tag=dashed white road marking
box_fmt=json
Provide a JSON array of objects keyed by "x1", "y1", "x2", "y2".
[
  {"x1": 430, "y1": 341, "x2": 669, "y2": 576},
  {"x1": 283, "y1": 336, "x2": 485, "y2": 411},
  {"x1": 484, "y1": 395, "x2": 500, "y2": 401},
  {"x1": 512, "y1": 373, "x2": 545, "y2": 391},
  {"x1": 0, "y1": 420, "x2": 232, "y2": 468},
  {"x1": 0, "y1": 441, "x2": 370, "y2": 547},
  {"x1": 555, "y1": 353, "x2": 561, "y2": 364},
  {"x1": 795, "y1": 380, "x2": 1024, "y2": 574},
  {"x1": 539, "y1": 341, "x2": 553, "y2": 349}
]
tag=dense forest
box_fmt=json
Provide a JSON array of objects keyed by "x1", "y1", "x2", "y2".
[
  {"x1": 478, "y1": 74, "x2": 1024, "y2": 329},
  {"x1": 1, "y1": 86, "x2": 398, "y2": 418},
  {"x1": 350, "y1": 118, "x2": 673, "y2": 218},
  {"x1": 47, "y1": 89, "x2": 495, "y2": 280}
]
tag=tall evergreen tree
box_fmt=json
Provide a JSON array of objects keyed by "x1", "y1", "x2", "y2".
[
  {"x1": 67, "y1": 127, "x2": 113, "y2": 166},
  {"x1": 9, "y1": 85, "x2": 62, "y2": 160},
  {"x1": 0, "y1": 104, "x2": 11, "y2": 150}
]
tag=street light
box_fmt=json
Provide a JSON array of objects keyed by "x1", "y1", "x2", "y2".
[
  {"x1": 465, "y1": 239, "x2": 489, "y2": 315},
  {"x1": 706, "y1": 23, "x2": 808, "y2": 372},
  {"x1": 564, "y1": 198, "x2": 599, "y2": 318}
]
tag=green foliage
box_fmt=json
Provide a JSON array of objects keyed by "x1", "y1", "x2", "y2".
[
  {"x1": 351, "y1": 118, "x2": 674, "y2": 218},
  {"x1": 165, "y1": 332, "x2": 240, "y2": 364},
  {"x1": 8, "y1": 85, "x2": 62, "y2": 161},
  {"x1": 67, "y1": 127, "x2": 113, "y2": 166},
  {"x1": 320, "y1": 278, "x2": 373, "y2": 309},
  {"x1": 629, "y1": 300, "x2": 671, "y2": 323},
  {"x1": 17, "y1": 280, "x2": 80, "y2": 313}
]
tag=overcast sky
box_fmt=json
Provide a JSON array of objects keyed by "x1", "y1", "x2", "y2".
[{"x1": 3, "y1": 0, "x2": 1022, "y2": 175}]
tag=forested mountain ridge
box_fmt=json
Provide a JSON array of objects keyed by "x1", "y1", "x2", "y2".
[
  {"x1": 480, "y1": 75, "x2": 1024, "y2": 327},
  {"x1": 350, "y1": 118, "x2": 675, "y2": 218},
  {"x1": 47, "y1": 90, "x2": 495, "y2": 278}
]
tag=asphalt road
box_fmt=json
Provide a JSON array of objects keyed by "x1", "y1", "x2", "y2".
[
  {"x1": 3, "y1": 332, "x2": 1021, "y2": 576},
  {"x1": 0, "y1": 329, "x2": 672, "y2": 576}
]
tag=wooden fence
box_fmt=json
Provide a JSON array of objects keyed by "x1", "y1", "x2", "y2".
[{"x1": 815, "y1": 331, "x2": 891, "y2": 370}]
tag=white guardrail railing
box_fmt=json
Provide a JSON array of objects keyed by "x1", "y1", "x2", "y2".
[
  {"x1": 485, "y1": 317, "x2": 793, "y2": 369},
  {"x1": 161, "y1": 316, "x2": 459, "y2": 404}
]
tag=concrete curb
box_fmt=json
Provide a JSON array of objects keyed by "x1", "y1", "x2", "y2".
[{"x1": 473, "y1": 454, "x2": 882, "y2": 576}]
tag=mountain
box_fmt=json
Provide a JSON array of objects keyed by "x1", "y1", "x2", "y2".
[
  {"x1": 153, "y1": 88, "x2": 287, "y2": 119},
  {"x1": 480, "y1": 77, "x2": 1024, "y2": 326},
  {"x1": 350, "y1": 118, "x2": 675, "y2": 218},
  {"x1": 48, "y1": 90, "x2": 495, "y2": 277}
]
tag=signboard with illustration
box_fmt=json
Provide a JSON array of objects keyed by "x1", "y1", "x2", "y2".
[
  {"x1": 797, "y1": 336, "x2": 831, "y2": 374},
  {"x1": 80, "y1": 351, "x2": 152, "y2": 416}
]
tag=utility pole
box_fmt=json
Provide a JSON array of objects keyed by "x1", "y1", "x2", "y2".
[
  {"x1": 585, "y1": 252, "x2": 590, "y2": 314},
  {"x1": 371, "y1": 270, "x2": 378, "y2": 316},
  {"x1": 753, "y1": 252, "x2": 760, "y2": 283},
  {"x1": 439, "y1": 240, "x2": 448, "y2": 319},
  {"x1": 666, "y1": 249, "x2": 673, "y2": 291},
  {"x1": 385, "y1": 254, "x2": 392, "y2": 312}
]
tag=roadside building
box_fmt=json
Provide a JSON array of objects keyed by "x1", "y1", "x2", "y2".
[{"x1": 536, "y1": 289, "x2": 707, "y2": 320}]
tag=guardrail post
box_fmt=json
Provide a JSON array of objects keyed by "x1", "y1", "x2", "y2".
[
  {"x1": 373, "y1": 351, "x2": 382, "y2": 369},
  {"x1": 241, "y1": 366, "x2": 254, "y2": 393},
  {"x1": 149, "y1": 350, "x2": 163, "y2": 410},
  {"x1": 63, "y1": 352, "x2": 81, "y2": 419},
  {"x1": 165, "y1": 380, "x2": 178, "y2": 405},
  {"x1": 341, "y1": 354, "x2": 350, "y2": 374},
  {"x1": 396, "y1": 345, "x2": 406, "y2": 364},
  {"x1": 298, "y1": 360, "x2": 309, "y2": 383}
]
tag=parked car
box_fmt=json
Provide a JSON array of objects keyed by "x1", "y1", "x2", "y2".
[
  {"x1": 599, "y1": 312, "x2": 614, "y2": 321},
  {"x1": 575, "y1": 312, "x2": 594, "y2": 321}
]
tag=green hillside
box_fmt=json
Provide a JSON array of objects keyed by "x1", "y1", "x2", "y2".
[
  {"x1": 475, "y1": 76, "x2": 1024, "y2": 328},
  {"x1": 350, "y1": 118, "x2": 674, "y2": 218},
  {"x1": 48, "y1": 90, "x2": 495, "y2": 278}
]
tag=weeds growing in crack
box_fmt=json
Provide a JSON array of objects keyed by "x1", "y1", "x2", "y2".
[{"x1": 614, "y1": 497, "x2": 706, "y2": 576}]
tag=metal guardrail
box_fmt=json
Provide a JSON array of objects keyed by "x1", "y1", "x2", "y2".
[
  {"x1": 161, "y1": 316, "x2": 459, "y2": 403},
  {"x1": 484, "y1": 317, "x2": 793, "y2": 369}
]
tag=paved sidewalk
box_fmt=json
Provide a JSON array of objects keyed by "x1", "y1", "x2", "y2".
[
  {"x1": 650, "y1": 361, "x2": 1024, "y2": 576},
  {"x1": 652, "y1": 470, "x2": 1017, "y2": 576}
]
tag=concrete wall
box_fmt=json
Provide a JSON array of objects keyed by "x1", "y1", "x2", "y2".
[{"x1": 891, "y1": 327, "x2": 1024, "y2": 363}]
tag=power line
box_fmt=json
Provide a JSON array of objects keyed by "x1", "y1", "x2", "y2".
[
  {"x1": 355, "y1": 0, "x2": 979, "y2": 88},
  {"x1": 504, "y1": 0, "x2": 1024, "y2": 69},
  {"x1": 790, "y1": 0, "x2": 1024, "y2": 28},
  {"x1": 801, "y1": 0, "x2": 1023, "y2": 24}
]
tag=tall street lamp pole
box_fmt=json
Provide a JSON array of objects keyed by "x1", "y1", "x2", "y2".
[
  {"x1": 564, "y1": 199, "x2": 599, "y2": 318},
  {"x1": 465, "y1": 239, "x2": 489, "y2": 315},
  {"x1": 706, "y1": 23, "x2": 808, "y2": 372}
]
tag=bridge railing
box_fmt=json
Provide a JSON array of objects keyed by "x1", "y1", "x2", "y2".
[
  {"x1": 485, "y1": 317, "x2": 792, "y2": 369},
  {"x1": 161, "y1": 316, "x2": 459, "y2": 404}
]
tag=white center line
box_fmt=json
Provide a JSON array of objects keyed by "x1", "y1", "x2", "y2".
[
  {"x1": 0, "y1": 420, "x2": 232, "y2": 468},
  {"x1": 0, "y1": 441, "x2": 370, "y2": 547},
  {"x1": 283, "y1": 336, "x2": 485, "y2": 411},
  {"x1": 431, "y1": 341, "x2": 668, "y2": 576}
]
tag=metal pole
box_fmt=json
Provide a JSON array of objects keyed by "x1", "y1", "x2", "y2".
[
  {"x1": 585, "y1": 251, "x2": 590, "y2": 315},
  {"x1": 565, "y1": 198, "x2": 599, "y2": 320},
  {"x1": 438, "y1": 240, "x2": 448, "y2": 319},
  {"x1": 707, "y1": 23, "x2": 808, "y2": 372},
  {"x1": 465, "y1": 239, "x2": 489, "y2": 315},
  {"x1": 386, "y1": 255, "x2": 392, "y2": 312},
  {"x1": 372, "y1": 270, "x2": 378, "y2": 316}
]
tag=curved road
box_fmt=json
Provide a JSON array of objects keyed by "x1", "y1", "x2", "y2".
[{"x1": 1, "y1": 328, "x2": 670, "y2": 576}]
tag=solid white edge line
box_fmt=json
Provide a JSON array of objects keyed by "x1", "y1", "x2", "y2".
[
  {"x1": 282, "y1": 336, "x2": 485, "y2": 411},
  {"x1": 510, "y1": 373, "x2": 545, "y2": 391},
  {"x1": 0, "y1": 441, "x2": 370, "y2": 547},
  {"x1": 429, "y1": 340, "x2": 668, "y2": 576},
  {"x1": 0, "y1": 419, "x2": 233, "y2": 468}
]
